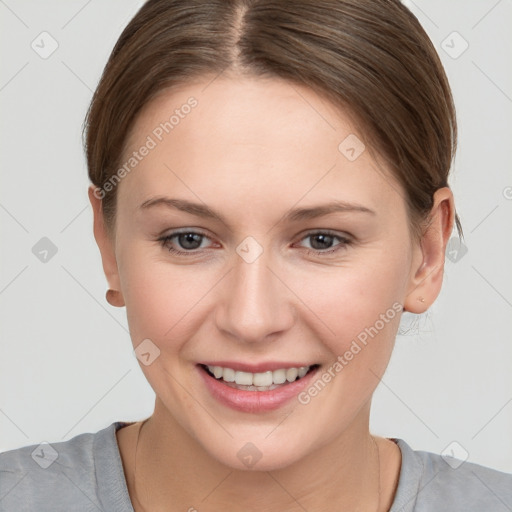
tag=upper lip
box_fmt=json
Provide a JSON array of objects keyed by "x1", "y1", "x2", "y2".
[{"x1": 199, "y1": 361, "x2": 318, "y2": 373}]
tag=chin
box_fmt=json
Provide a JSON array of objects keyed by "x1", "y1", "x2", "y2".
[{"x1": 204, "y1": 435, "x2": 309, "y2": 472}]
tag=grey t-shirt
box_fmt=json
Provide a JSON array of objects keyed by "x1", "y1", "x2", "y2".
[{"x1": 1, "y1": 421, "x2": 511, "y2": 511}]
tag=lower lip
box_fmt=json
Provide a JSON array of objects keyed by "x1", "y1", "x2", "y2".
[{"x1": 197, "y1": 364, "x2": 320, "y2": 413}]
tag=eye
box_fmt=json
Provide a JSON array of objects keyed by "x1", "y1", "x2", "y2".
[
  {"x1": 158, "y1": 230, "x2": 214, "y2": 255},
  {"x1": 158, "y1": 229, "x2": 352, "y2": 257},
  {"x1": 297, "y1": 231, "x2": 351, "y2": 255}
]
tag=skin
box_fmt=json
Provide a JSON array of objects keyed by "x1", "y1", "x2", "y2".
[{"x1": 89, "y1": 75, "x2": 454, "y2": 512}]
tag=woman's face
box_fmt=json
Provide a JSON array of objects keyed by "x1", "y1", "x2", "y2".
[{"x1": 100, "y1": 76, "x2": 424, "y2": 470}]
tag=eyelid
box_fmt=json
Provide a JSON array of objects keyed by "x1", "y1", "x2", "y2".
[
  {"x1": 158, "y1": 228, "x2": 353, "y2": 256},
  {"x1": 158, "y1": 228, "x2": 217, "y2": 251},
  {"x1": 158, "y1": 228, "x2": 354, "y2": 246},
  {"x1": 296, "y1": 229, "x2": 353, "y2": 244},
  {"x1": 294, "y1": 230, "x2": 352, "y2": 254},
  {"x1": 160, "y1": 227, "x2": 212, "y2": 239}
]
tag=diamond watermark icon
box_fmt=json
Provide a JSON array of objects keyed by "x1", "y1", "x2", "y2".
[
  {"x1": 441, "y1": 441, "x2": 469, "y2": 469},
  {"x1": 338, "y1": 134, "x2": 365, "y2": 162},
  {"x1": 236, "y1": 236, "x2": 263, "y2": 264},
  {"x1": 31, "y1": 31, "x2": 59, "y2": 59},
  {"x1": 441, "y1": 31, "x2": 469, "y2": 59},
  {"x1": 134, "y1": 338, "x2": 161, "y2": 366},
  {"x1": 31, "y1": 442, "x2": 58, "y2": 469},
  {"x1": 32, "y1": 237, "x2": 58, "y2": 263},
  {"x1": 237, "y1": 442, "x2": 263, "y2": 468},
  {"x1": 446, "y1": 237, "x2": 468, "y2": 263}
]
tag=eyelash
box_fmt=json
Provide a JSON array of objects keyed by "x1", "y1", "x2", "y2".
[{"x1": 157, "y1": 229, "x2": 352, "y2": 257}]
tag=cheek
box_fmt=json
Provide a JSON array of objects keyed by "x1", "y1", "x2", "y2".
[
  {"x1": 299, "y1": 250, "x2": 407, "y2": 360},
  {"x1": 119, "y1": 245, "x2": 217, "y2": 349},
  {"x1": 291, "y1": 257, "x2": 406, "y2": 415}
]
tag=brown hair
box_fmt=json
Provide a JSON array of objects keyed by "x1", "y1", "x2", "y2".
[{"x1": 84, "y1": 0, "x2": 461, "y2": 239}]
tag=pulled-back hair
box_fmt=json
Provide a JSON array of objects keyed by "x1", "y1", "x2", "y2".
[{"x1": 84, "y1": 0, "x2": 460, "y2": 238}]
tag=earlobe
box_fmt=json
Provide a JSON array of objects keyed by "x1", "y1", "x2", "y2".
[
  {"x1": 88, "y1": 185, "x2": 125, "y2": 307},
  {"x1": 403, "y1": 187, "x2": 455, "y2": 314}
]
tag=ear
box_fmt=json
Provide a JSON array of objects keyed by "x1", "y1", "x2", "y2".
[
  {"x1": 404, "y1": 187, "x2": 455, "y2": 314},
  {"x1": 88, "y1": 185, "x2": 125, "y2": 307}
]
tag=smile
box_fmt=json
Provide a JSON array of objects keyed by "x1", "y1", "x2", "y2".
[
  {"x1": 203, "y1": 364, "x2": 316, "y2": 390},
  {"x1": 197, "y1": 362, "x2": 321, "y2": 412}
]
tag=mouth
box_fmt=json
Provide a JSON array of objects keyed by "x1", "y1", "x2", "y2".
[{"x1": 199, "y1": 363, "x2": 320, "y2": 392}]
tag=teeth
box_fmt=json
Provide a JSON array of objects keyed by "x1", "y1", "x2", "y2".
[
  {"x1": 206, "y1": 365, "x2": 312, "y2": 387},
  {"x1": 253, "y1": 371, "x2": 273, "y2": 387},
  {"x1": 298, "y1": 367, "x2": 309, "y2": 378},
  {"x1": 273, "y1": 369, "x2": 287, "y2": 384},
  {"x1": 286, "y1": 368, "x2": 298, "y2": 382},
  {"x1": 212, "y1": 366, "x2": 224, "y2": 379},
  {"x1": 222, "y1": 367, "x2": 235, "y2": 382},
  {"x1": 235, "y1": 371, "x2": 253, "y2": 386}
]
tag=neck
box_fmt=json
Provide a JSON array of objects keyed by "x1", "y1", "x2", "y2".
[{"x1": 127, "y1": 399, "x2": 385, "y2": 512}]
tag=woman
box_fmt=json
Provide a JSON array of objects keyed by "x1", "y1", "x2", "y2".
[{"x1": 1, "y1": 0, "x2": 511, "y2": 510}]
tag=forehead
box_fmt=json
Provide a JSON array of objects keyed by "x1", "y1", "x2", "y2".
[
  {"x1": 125, "y1": 75, "x2": 348, "y2": 160},
  {"x1": 117, "y1": 76, "x2": 404, "y2": 220}
]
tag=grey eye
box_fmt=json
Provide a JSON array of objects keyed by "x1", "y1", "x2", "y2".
[{"x1": 176, "y1": 232, "x2": 204, "y2": 250}]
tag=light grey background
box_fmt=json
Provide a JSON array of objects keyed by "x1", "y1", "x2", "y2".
[{"x1": 1, "y1": 0, "x2": 511, "y2": 473}]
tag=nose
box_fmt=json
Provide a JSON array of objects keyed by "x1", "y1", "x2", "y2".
[{"x1": 215, "y1": 248, "x2": 296, "y2": 344}]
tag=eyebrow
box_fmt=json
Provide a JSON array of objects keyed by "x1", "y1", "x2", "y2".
[{"x1": 139, "y1": 196, "x2": 375, "y2": 226}]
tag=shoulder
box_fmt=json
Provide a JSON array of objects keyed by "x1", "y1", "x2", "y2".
[
  {"x1": 0, "y1": 422, "x2": 133, "y2": 512},
  {"x1": 392, "y1": 438, "x2": 512, "y2": 512}
]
